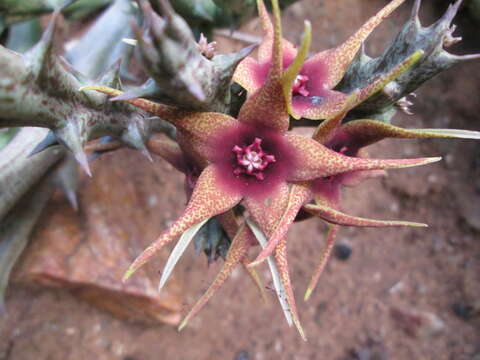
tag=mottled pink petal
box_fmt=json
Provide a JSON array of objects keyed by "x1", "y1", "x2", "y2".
[
  {"x1": 237, "y1": 0, "x2": 290, "y2": 132},
  {"x1": 244, "y1": 181, "x2": 290, "y2": 236},
  {"x1": 80, "y1": 86, "x2": 238, "y2": 160},
  {"x1": 123, "y1": 165, "x2": 242, "y2": 281},
  {"x1": 249, "y1": 183, "x2": 311, "y2": 266},
  {"x1": 291, "y1": 89, "x2": 356, "y2": 121},
  {"x1": 285, "y1": 134, "x2": 441, "y2": 181},
  {"x1": 312, "y1": 112, "x2": 348, "y2": 144},
  {"x1": 178, "y1": 222, "x2": 253, "y2": 331},
  {"x1": 303, "y1": 203, "x2": 427, "y2": 227},
  {"x1": 217, "y1": 211, "x2": 267, "y2": 302},
  {"x1": 338, "y1": 119, "x2": 480, "y2": 150},
  {"x1": 304, "y1": 224, "x2": 338, "y2": 301},
  {"x1": 296, "y1": 50, "x2": 422, "y2": 121},
  {"x1": 233, "y1": 57, "x2": 265, "y2": 94},
  {"x1": 305, "y1": 0, "x2": 406, "y2": 89},
  {"x1": 256, "y1": 0, "x2": 298, "y2": 64},
  {"x1": 275, "y1": 236, "x2": 306, "y2": 340}
]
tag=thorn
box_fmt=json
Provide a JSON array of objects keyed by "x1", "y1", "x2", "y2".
[
  {"x1": 186, "y1": 79, "x2": 206, "y2": 102},
  {"x1": 25, "y1": 11, "x2": 60, "y2": 76},
  {"x1": 64, "y1": 186, "x2": 79, "y2": 211},
  {"x1": 454, "y1": 53, "x2": 480, "y2": 62},
  {"x1": 28, "y1": 131, "x2": 59, "y2": 157},
  {"x1": 141, "y1": 148, "x2": 154, "y2": 162},
  {"x1": 55, "y1": 123, "x2": 91, "y2": 177},
  {"x1": 121, "y1": 122, "x2": 152, "y2": 161},
  {"x1": 435, "y1": 0, "x2": 463, "y2": 29},
  {"x1": 411, "y1": 0, "x2": 421, "y2": 21},
  {"x1": 58, "y1": 56, "x2": 90, "y2": 84},
  {"x1": 216, "y1": 44, "x2": 258, "y2": 73},
  {"x1": 73, "y1": 150, "x2": 92, "y2": 177},
  {"x1": 55, "y1": 155, "x2": 79, "y2": 211}
]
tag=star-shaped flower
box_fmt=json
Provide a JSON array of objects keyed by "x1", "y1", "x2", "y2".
[
  {"x1": 247, "y1": 113, "x2": 480, "y2": 301},
  {"x1": 234, "y1": 0, "x2": 410, "y2": 120},
  {"x1": 81, "y1": 0, "x2": 445, "y2": 339}
]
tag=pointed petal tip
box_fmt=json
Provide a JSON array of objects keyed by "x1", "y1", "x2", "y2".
[
  {"x1": 122, "y1": 268, "x2": 135, "y2": 283},
  {"x1": 178, "y1": 319, "x2": 188, "y2": 332},
  {"x1": 304, "y1": 288, "x2": 313, "y2": 302},
  {"x1": 396, "y1": 156, "x2": 442, "y2": 169},
  {"x1": 297, "y1": 323, "x2": 307, "y2": 342},
  {"x1": 398, "y1": 221, "x2": 428, "y2": 228},
  {"x1": 424, "y1": 156, "x2": 442, "y2": 165}
]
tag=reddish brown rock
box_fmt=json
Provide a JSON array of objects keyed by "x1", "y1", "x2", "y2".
[{"x1": 13, "y1": 149, "x2": 185, "y2": 325}]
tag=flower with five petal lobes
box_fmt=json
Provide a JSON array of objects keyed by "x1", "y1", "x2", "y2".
[
  {"x1": 234, "y1": 0, "x2": 410, "y2": 120},
  {"x1": 246, "y1": 112, "x2": 480, "y2": 300},
  {"x1": 80, "y1": 0, "x2": 444, "y2": 339}
]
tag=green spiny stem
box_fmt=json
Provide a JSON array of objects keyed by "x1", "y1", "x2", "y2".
[
  {"x1": 0, "y1": 128, "x2": 64, "y2": 221},
  {"x1": 0, "y1": 13, "x2": 170, "y2": 170},
  {"x1": 337, "y1": 0, "x2": 480, "y2": 122},
  {"x1": 123, "y1": 0, "x2": 256, "y2": 113}
]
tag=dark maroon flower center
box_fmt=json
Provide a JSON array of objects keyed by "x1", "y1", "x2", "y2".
[
  {"x1": 292, "y1": 74, "x2": 310, "y2": 97},
  {"x1": 232, "y1": 138, "x2": 276, "y2": 180},
  {"x1": 210, "y1": 124, "x2": 296, "y2": 200}
]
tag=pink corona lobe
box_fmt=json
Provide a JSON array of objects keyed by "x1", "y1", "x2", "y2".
[
  {"x1": 292, "y1": 75, "x2": 310, "y2": 96},
  {"x1": 232, "y1": 138, "x2": 276, "y2": 180},
  {"x1": 210, "y1": 123, "x2": 296, "y2": 200}
]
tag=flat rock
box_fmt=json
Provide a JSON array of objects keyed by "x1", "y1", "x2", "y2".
[{"x1": 13, "y1": 149, "x2": 185, "y2": 325}]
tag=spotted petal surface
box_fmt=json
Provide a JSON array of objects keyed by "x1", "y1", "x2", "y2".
[
  {"x1": 285, "y1": 134, "x2": 441, "y2": 181},
  {"x1": 179, "y1": 222, "x2": 254, "y2": 331},
  {"x1": 123, "y1": 165, "x2": 242, "y2": 280}
]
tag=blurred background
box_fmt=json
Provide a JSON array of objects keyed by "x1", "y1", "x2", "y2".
[{"x1": 0, "y1": 0, "x2": 479, "y2": 359}]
